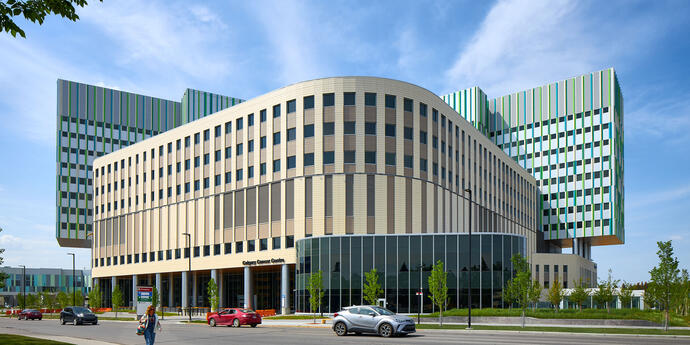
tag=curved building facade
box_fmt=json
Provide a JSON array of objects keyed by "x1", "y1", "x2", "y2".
[{"x1": 91, "y1": 77, "x2": 538, "y2": 313}]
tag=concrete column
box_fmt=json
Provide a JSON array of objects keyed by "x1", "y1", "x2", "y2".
[
  {"x1": 244, "y1": 266, "x2": 252, "y2": 309},
  {"x1": 181, "y1": 271, "x2": 189, "y2": 309},
  {"x1": 132, "y1": 274, "x2": 138, "y2": 308},
  {"x1": 192, "y1": 272, "x2": 198, "y2": 307},
  {"x1": 211, "y1": 269, "x2": 218, "y2": 311},
  {"x1": 155, "y1": 273, "x2": 161, "y2": 307},
  {"x1": 218, "y1": 271, "x2": 224, "y2": 309},
  {"x1": 281, "y1": 264, "x2": 289, "y2": 315},
  {"x1": 168, "y1": 272, "x2": 174, "y2": 307},
  {"x1": 111, "y1": 276, "x2": 116, "y2": 292}
]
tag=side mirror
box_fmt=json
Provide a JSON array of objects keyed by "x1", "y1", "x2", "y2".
[{"x1": 369, "y1": 312, "x2": 376, "y2": 317}]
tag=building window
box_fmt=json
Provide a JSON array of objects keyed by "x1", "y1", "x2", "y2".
[
  {"x1": 236, "y1": 169, "x2": 243, "y2": 181},
  {"x1": 236, "y1": 143, "x2": 243, "y2": 155},
  {"x1": 304, "y1": 95, "x2": 314, "y2": 109},
  {"x1": 323, "y1": 93, "x2": 335, "y2": 107},
  {"x1": 260, "y1": 163, "x2": 267, "y2": 175},
  {"x1": 225, "y1": 172, "x2": 232, "y2": 184},
  {"x1": 194, "y1": 133, "x2": 200, "y2": 144},
  {"x1": 287, "y1": 128, "x2": 296, "y2": 141},
  {"x1": 248, "y1": 113, "x2": 254, "y2": 126},
  {"x1": 403, "y1": 98, "x2": 413, "y2": 112},
  {"x1": 236, "y1": 118, "x2": 243, "y2": 130},
  {"x1": 365, "y1": 151, "x2": 376, "y2": 164},
  {"x1": 420, "y1": 158, "x2": 427, "y2": 172},
  {"x1": 365, "y1": 122, "x2": 376, "y2": 135},
  {"x1": 304, "y1": 124, "x2": 314, "y2": 138},
  {"x1": 344, "y1": 121, "x2": 356, "y2": 135},
  {"x1": 404, "y1": 155, "x2": 413, "y2": 169},
  {"x1": 385, "y1": 94, "x2": 396, "y2": 108},
  {"x1": 344, "y1": 92, "x2": 355, "y2": 106},
  {"x1": 203, "y1": 129, "x2": 210, "y2": 141},
  {"x1": 323, "y1": 151, "x2": 335, "y2": 165},
  {"x1": 214, "y1": 125, "x2": 221, "y2": 137},
  {"x1": 420, "y1": 131, "x2": 427, "y2": 144},
  {"x1": 215, "y1": 150, "x2": 221, "y2": 162},
  {"x1": 248, "y1": 140, "x2": 254, "y2": 152},
  {"x1": 272, "y1": 237, "x2": 281, "y2": 249},
  {"x1": 260, "y1": 136, "x2": 267, "y2": 148},
  {"x1": 404, "y1": 127, "x2": 413, "y2": 140},
  {"x1": 286, "y1": 235, "x2": 295, "y2": 248},
  {"x1": 304, "y1": 153, "x2": 314, "y2": 166},
  {"x1": 385, "y1": 152, "x2": 396, "y2": 166},
  {"x1": 365, "y1": 92, "x2": 376, "y2": 106},
  {"x1": 247, "y1": 240, "x2": 255, "y2": 252},
  {"x1": 273, "y1": 159, "x2": 281, "y2": 172},
  {"x1": 259, "y1": 238, "x2": 268, "y2": 251},
  {"x1": 323, "y1": 122, "x2": 335, "y2": 136},
  {"x1": 273, "y1": 132, "x2": 281, "y2": 145},
  {"x1": 225, "y1": 147, "x2": 232, "y2": 159},
  {"x1": 225, "y1": 122, "x2": 232, "y2": 134},
  {"x1": 273, "y1": 104, "x2": 281, "y2": 118},
  {"x1": 287, "y1": 99, "x2": 296, "y2": 113},
  {"x1": 385, "y1": 124, "x2": 396, "y2": 137},
  {"x1": 344, "y1": 150, "x2": 355, "y2": 164},
  {"x1": 287, "y1": 155, "x2": 296, "y2": 169},
  {"x1": 260, "y1": 109, "x2": 267, "y2": 122},
  {"x1": 224, "y1": 243, "x2": 232, "y2": 254},
  {"x1": 235, "y1": 241, "x2": 243, "y2": 253}
]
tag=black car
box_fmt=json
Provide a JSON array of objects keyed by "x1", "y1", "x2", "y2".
[{"x1": 60, "y1": 306, "x2": 98, "y2": 325}]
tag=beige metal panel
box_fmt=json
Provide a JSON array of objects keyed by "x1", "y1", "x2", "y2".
[
  {"x1": 374, "y1": 174, "x2": 387, "y2": 234},
  {"x1": 333, "y1": 174, "x2": 346, "y2": 235}
]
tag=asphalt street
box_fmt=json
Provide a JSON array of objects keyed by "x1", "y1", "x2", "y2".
[{"x1": 1, "y1": 318, "x2": 689, "y2": 345}]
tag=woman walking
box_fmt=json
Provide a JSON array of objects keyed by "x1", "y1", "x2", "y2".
[{"x1": 140, "y1": 305, "x2": 162, "y2": 345}]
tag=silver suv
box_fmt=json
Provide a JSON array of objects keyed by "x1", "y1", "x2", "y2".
[{"x1": 332, "y1": 305, "x2": 416, "y2": 337}]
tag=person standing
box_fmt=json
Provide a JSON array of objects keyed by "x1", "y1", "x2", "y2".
[{"x1": 140, "y1": 305, "x2": 162, "y2": 345}]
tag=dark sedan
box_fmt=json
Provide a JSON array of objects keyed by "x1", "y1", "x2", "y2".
[
  {"x1": 60, "y1": 306, "x2": 98, "y2": 325},
  {"x1": 18, "y1": 309, "x2": 42, "y2": 320}
]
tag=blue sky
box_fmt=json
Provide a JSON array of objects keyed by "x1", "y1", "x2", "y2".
[{"x1": 0, "y1": 0, "x2": 688, "y2": 283}]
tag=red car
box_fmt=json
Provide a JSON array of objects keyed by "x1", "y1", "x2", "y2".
[
  {"x1": 207, "y1": 308, "x2": 262, "y2": 327},
  {"x1": 18, "y1": 309, "x2": 42, "y2": 320}
]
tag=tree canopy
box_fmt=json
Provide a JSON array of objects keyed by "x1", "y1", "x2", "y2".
[{"x1": 0, "y1": 0, "x2": 100, "y2": 38}]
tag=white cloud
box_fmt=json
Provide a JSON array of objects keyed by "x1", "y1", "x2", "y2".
[
  {"x1": 625, "y1": 95, "x2": 690, "y2": 145},
  {"x1": 78, "y1": 0, "x2": 234, "y2": 80},
  {"x1": 445, "y1": 0, "x2": 597, "y2": 96},
  {"x1": 628, "y1": 184, "x2": 690, "y2": 210}
]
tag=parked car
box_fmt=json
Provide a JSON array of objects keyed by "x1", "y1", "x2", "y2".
[
  {"x1": 207, "y1": 308, "x2": 262, "y2": 327},
  {"x1": 18, "y1": 309, "x2": 42, "y2": 320},
  {"x1": 60, "y1": 306, "x2": 98, "y2": 325},
  {"x1": 332, "y1": 305, "x2": 415, "y2": 337}
]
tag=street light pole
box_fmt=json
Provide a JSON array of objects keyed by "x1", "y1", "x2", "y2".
[
  {"x1": 464, "y1": 188, "x2": 472, "y2": 330},
  {"x1": 182, "y1": 233, "x2": 191, "y2": 322},
  {"x1": 19, "y1": 265, "x2": 26, "y2": 311},
  {"x1": 68, "y1": 253, "x2": 75, "y2": 306}
]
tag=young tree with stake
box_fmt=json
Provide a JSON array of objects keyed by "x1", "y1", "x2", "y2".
[
  {"x1": 363, "y1": 268, "x2": 383, "y2": 305},
  {"x1": 548, "y1": 279, "x2": 565, "y2": 312},
  {"x1": 307, "y1": 270, "x2": 324, "y2": 324},
  {"x1": 428, "y1": 260, "x2": 448, "y2": 327}
]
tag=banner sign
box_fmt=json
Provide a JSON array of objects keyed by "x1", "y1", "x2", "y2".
[{"x1": 136, "y1": 286, "x2": 153, "y2": 317}]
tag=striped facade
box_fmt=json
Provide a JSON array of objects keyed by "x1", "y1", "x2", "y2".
[
  {"x1": 443, "y1": 68, "x2": 624, "y2": 255},
  {"x1": 56, "y1": 80, "x2": 242, "y2": 248}
]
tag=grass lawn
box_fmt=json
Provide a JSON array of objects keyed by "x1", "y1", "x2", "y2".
[
  {"x1": 181, "y1": 320, "x2": 208, "y2": 324},
  {"x1": 0, "y1": 334, "x2": 72, "y2": 344},
  {"x1": 416, "y1": 324, "x2": 690, "y2": 336},
  {"x1": 264, "y1": 315, "x2": 330, "y2": 320},
  {"x1": 424, "y1": 308, "x2": 689, "y2": 327}
]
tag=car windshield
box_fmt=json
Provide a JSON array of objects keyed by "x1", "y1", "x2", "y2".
[
  {"x1": 371, "y1": 307, "x2": 395, "y2": 315},
  {"x1": 73, "y1": 307, "x2": 92, "y2": 314},
  {"x1": 240, "y1": 309, "x2": 255, "y2": 313}
]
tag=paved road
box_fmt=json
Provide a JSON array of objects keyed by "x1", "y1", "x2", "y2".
[{"x1": 1, "y1": 318, "x2": 689, "y2": 345}]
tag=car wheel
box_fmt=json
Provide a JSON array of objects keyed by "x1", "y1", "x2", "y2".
[
  {"x1": 60, "y1": 317, "x2": 65, "y2": 325},
  {"x1": 355, "y1": 332, "x2": 362, "y2": 336},
  {"x1": 251, "y1": 324, "x2": 257, "y2": 328},
  {"x1": 39, "y1": 318, "x2": 42, "y2": 321},
  {"x1": 378, "y1": 323, "x2": 393, "y2": 338},
  {"x1": 209, "y1": 318, "x2": 217, "y2": 327},
  {"x1": 334, "y1": 322, "x2": 347, "y2": 336},
  {"x1": 93, "y1": 321, "x2": 98, "y2": 325},
  {"x1": 233, "y1": 319, "x2": 240, "y2": 327},
  {"x1": 72, "y1": 318, "x2": 77, "y2": 326}
]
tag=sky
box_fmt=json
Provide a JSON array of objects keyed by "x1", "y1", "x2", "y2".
[{"x1": 0, "y1": 0, "x2": 689, "y2": 283}]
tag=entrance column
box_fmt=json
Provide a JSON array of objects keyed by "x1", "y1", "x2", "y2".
[
  {"x1": 211, "y1": 269, "x2": 218, "y2": 311},
  {"x1": 168, "y1": 272, "x2": 174, "y2": 308},
  {"x1": 192, "y1": 272, "x2": 198, "y2": 307},
  {"x1": 132, "y1": 274, "x2": 138, "y2": 308},
  {"x1": 243, "y1": 266, "x2": 252, "y2": 309},
  {"x1": 111, "y1": 276, "x2": 116, "y2": 308},
  {"x1": 281, "y1": 264, "x2": 289, "y2": 315},
  {"x1": 155, "y1": 273, "x2": 161, "y2": 307},
  {"x1": 181, "y1": 271, "x2": 189, "y2": 310}
]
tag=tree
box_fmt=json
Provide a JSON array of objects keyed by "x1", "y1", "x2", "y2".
[
  {"x1": 307, "y1": 270, "x2": 324, "y2": 324},
  {"x1": 74, "y1": 290, "x2": 84, "y2": 306},
  {"x1": 528, "y1": 280, "x2": 542, "y2": 311},
  {"x1": 363, "y1": 268, "x2": 383, "y2": 306},
  {"x1": 41, "y1": 292, "x2": 56, "y2": 315},
  {"x1": 112, "y1": 285, "x2": 123, "y2": 319},
  {"x1": 677, "y1": 269, "x2": 689, "y2": 316},
  {"x1": 593, "y1": 269, "x2": 618, "y2": 313},
  {"x1": 569, "y1": 280, "x2": 589, "y2": 311},
  {"x1": 427, "y1": 260, "x2": 448, "y2": 327},
  {"x1": 548, "y1": 279, "x2": 564, "y2": 312},
  {"x1": 647, "y1": 240, "x2": 681, "y2": 331},
  {"x1": 0, "y1": 227, "x2": 8, "y2": 289},
  {"x1": 0, "y1": 0, "x2": 101, "y2": 38},
  {"x1": 88, "y1": 284, "x2": 102, "y2": 309},
  {"x1": 56, "y1": 291, "x2": 70, "y2": 309},
  {"x1": 207, "y1": 278, "x2": 219, "y2": 312},
  {"x1": 503, "y1": 253, "x2": 532, "y2": 328},
  {"x1": 619, "y1": 282, "x2": 634, "y2": 309}
]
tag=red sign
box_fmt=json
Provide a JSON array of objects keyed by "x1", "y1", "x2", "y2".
[{"x1": 415, "y1": 292, "x2": 423, "y2": 296}]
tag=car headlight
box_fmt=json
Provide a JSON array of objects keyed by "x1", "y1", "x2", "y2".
[{"x1": 77, "y1": 313, "x2": 84, "y2": 317}]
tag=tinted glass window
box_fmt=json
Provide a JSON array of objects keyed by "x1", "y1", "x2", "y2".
[
  {"x1": 323, "y1": 122, "x2": 335, "y2": 135},
  {"x1": 344, "y1": 121, "x2": 355, "y2": 134},
  {"x1": 304, "y1": 124, "x2": 314, "y2": 138},
  {"x1": 323, "y1": 93, "x2": 335, "y2": 107},
  {"x1": 344, "y1": 92, "x2": 355, "y2": 106},
  {"x1": 364, "y1": 93, "x2": 376, "y2": 106},
  {"x1": 303, "y1": 96, "x2": 314, "y2": 109},
  {"x1": 385, "y1": 94, "x2": 396, "y2": 108}
]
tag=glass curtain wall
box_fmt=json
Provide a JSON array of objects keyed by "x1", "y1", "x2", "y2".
[{"x1": 296, "y1": 233, "x2": 525, "y2": 313}]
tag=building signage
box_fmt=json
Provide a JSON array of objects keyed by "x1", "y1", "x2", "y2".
[
  {"x1": 242, "y1": 258, "x2": 286, "y2": 266},
  {"x1": 136, "y1": 286, "x2": 153, "y2": 316}
]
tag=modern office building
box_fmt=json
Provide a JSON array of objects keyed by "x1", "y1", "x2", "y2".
[
  {"x1": 0, "y1": 266, "x2": 91, "y2": 307},
  {"x1": 56, "y1": 80, "x2": 243, "y2": 248},
  {"x1": 90, "y1": 77, "x2": 540, "y2": 314},
  {"x1": 443, "y1": 68, "x2": 624, "y2": 259}
]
